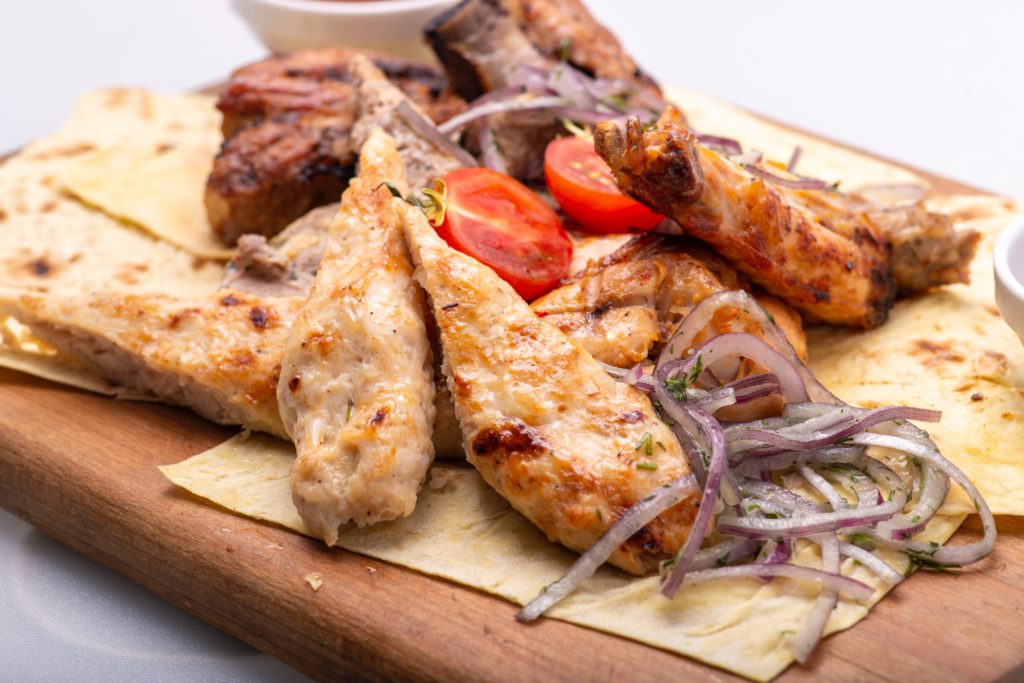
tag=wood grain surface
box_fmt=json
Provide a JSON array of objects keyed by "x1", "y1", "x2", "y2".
[{"x1": 1, "y1": 139, "x2": 1022, "y2": 683}]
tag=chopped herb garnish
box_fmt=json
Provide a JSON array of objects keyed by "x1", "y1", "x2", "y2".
[
  {"x1": 911, "y1": 514, "x2": 921, "y2": 523},
  {"x1": 635, "y1": 432, "x2": 653, "y2": 456},
  {"x1": 345, "y1": 400, "x2": 354, "y2": 423},
  {"x1": 656, "y1": 441, "x2": 667, "y2": 451},
  {"x1": 715, "y1": 554, "x2": 730, "y2": 567},
  {"x1": 557, "y1": 38, "x2": 572, "y2": 62},
  {"x1": 596, "y1": 508, "x2": 604, "y2": 522},
  {"x1": 665, "y1": 376, "x2": 689, "y2": 401},
  {"x1": 908, "y1": 555, "x2": 962, "y2": 574},
  {"x1": 688, "y1": 354, "x2": 704, "y2": 384},
  {"x1": 636, "y1": 462, "x2": 658, "y2": 471}
]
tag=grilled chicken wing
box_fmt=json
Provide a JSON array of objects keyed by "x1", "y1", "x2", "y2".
[
  {"x1": 532, "y1": 234, "x2": 807, "y2": 367},
  {"x1": 277, "y1": 131, "x2": 437, "y2": 541},
  {"x1": 4, "y1": 290, "x2": 298, "y2": 438},
  {"x1": 207, "y1": 49, "x2": 465, "y2": 245},
  {"x1": 595, "y1": 110, "x2": 896, "y2": 328},
  {"x1": 397, "y1": 198, "x2": 698, "y2": 575}
]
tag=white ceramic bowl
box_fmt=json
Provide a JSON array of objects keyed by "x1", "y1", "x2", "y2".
[
  {"x1": 994, "y1": 214, "x2": 1024, "y2": 342},
  {"x1": 232, "y1": 0, "x2": 460, "y2": 62}
]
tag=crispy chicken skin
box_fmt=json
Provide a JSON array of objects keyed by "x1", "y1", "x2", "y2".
[
  {"x1": 397, "y1": 198, "x2": 698, "y2": 575},
  {"x1": 278, "y1": 131, "x2": 436, "y2": 542},
  {"x1": 532, "y1": 234, "x2": 808, "y2": 367},
  {"x1": 595, "y1": 109, "x2": 896, "y2": 328},
  {"x1": 207, "y1": 49, "x2": 465, "y2": 245},
  {"x1": 5, "y1": 290, "x2": 299, "y2": 438}
]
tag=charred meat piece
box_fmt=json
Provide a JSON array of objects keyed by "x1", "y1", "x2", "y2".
[
  {"x1": 207, "y1": 49, "x2": 465, "y2": 245},
  {"x1": 349, "y1": 54, "x2": 467, "y2": 191},
  {"x1": 217, "y1": 48, "x2": 466, "y2": 137},
  {"x1": 425, "y1": 0, "x2": 662, "y2": 180},
  {"x1": 425, "y1": 0, "x2": 549, "y2": 100},
  {"x1": 595, "y1": 109, "x2": 896, "y2": 328},
  {"x1": 503, "y1": 0, "x2": 660, "y2": 95}
]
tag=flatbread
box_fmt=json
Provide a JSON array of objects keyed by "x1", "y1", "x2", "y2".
[
  {"x1": 0, "y1": 89, "x2": 223, "y2": 298},
  {"x1": 161, "y1": 432, "x2": 969, "y2": 682},
  {"x1": 2, "y1": 88, "x2": 1022, "y2": 681},
  {"x1": 52, "y1": 89, "x2": 230, "y2": 259}
]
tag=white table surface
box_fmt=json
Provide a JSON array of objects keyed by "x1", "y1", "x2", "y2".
[{"x1": 1, "y1": 1, "x2": 1021, "y2": 680}]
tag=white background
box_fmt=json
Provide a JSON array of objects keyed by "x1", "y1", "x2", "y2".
[{"x1": 0, "y1": 1, "x2": 1021, "y2": 681}]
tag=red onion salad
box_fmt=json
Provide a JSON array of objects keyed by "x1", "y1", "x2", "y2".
[
  {"x1": 519, "y1": 290, "x2": 996, "y2": 662},
  {"x1": 435, "y1": 62, "x2": 663, "y2": 171}
]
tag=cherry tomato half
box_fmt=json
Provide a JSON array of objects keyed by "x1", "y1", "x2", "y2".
[
  {"x1": 436, "y1": 168, "x2": 572, "y2": 301},
  {"x1": 544, "y1": 136, "x2": 663, "y2": 234}
]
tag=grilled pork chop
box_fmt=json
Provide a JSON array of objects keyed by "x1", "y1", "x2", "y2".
[
  {"x1": 278, "y1": 130, "x2": 436, "y2": 541},
  {"x1": 397, "y1": 197, "x2": 698, "y2": 575},
  {"x1": 595, "y1": 109, "x2": 897, "y2": 328},
  {"x1": 531, "y1": 234, "x2": 808, "y2": 368},
  {"x1": 5, "y1": 290, "x2": 299, "y2": 438},
  {"x1": 207, "y1": 49, "x2": 465, "y2": 245}
]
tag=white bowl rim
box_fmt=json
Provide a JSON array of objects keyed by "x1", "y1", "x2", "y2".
[
  {"x1": 995, "y1": 214, "x2": 1024, "y2": 304},
  {"x1": 237, "y1": 0, "x2": 457, "y2": 17}
]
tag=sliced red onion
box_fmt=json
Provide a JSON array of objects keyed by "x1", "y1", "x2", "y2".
[
  {"x1": 697, "y1": 134, "x2": 743, "y2": 156},
  {"x1": 395, "y1": 100, "x2": 478, "y2": 168},
  {"x1": 794, "y1": 534, "x2": 839, "y2": 663},
  {"x1": 716, "y1": 487, "x2": 907, "y2": 539},
  {"x1": 743, "y1": 163, "x2": 831, "y2": 191},
  {"x1": 658, "y1": 333, "x2": 808, "y2": 405},
  {"x1": 437, "y1": 96, "x2": 566, "y2": 136},
  {"x1": 838, "y1": 542, "x2": 904, "y2": 585},
  {"x1": 517, "y1": 474, "x2": 699, "y2": 622},
  {"x1": 787, "y1": 145, "x2": 803, "y2": 174},
  {"x1": 849, "y1": 432, "x2": 996, "y2": 566},
  {"x1": 676, "y1": 563, "x2": 874, "y2": 603},
  {"x1": 477, "y1": 119, "x2": 507, "y2": 174},
  {"x1": 657, "y1": 290, "x2": 839, "y2": 404},
  {"x1": 799, "y1": 464, "x2": 849, "y2": 511},
  {"x1": 728, "y1": 405, "x2": 942, "y2": 458},
  {"x1": 654, "y1": 404, "x2": 729, "y2": 598},
  {"x1": 688, "y1": 537, "x2": 760, "y2": 571}
]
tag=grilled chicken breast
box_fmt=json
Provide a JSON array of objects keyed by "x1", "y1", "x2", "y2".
[
  {"x1": 532, "y1": 234, "x2": 808, "y2": 367},
  {"x1": 397, "y1": 198, "x2": 698, "y2": 575},
  {"x1": 207, "y1": 49, "x2": 465, "y2": 245},
  {"x1": 595, "y1": 109, "x2": 897, "y2": 328},
  {"x1": 278, "y1": 130, "x2": 436, "y2": 542},
  {"x1": 5, "y1": 290, "x2": 298, "y2": 438}
]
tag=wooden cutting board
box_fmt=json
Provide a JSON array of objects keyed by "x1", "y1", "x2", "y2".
[{"x1": 1, "y1": 137, "x2": 1023, "y2": 683}]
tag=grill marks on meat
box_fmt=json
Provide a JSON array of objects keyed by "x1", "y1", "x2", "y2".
[
  {"x1": 278, "y1": 130, "x2": 436, "y2": 543},
  {"x1": 532, "y1": 234, "x2": 808, "y2": 368},
  {"x1": 397, "y1": 195, "x2": 698, "y2": 576},
  {"x1": 207, "y1": 49, "x2": 465, "y2": 245},
  {"x1": 595, "y1": 110, "x2": 897, "y2": 328}
]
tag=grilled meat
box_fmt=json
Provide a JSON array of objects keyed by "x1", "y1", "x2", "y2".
[
  {"x1": 349, "y1": 54, "x2": 466, "y2": 191},
  {"x1": 207, "y1": 49, "x2": 465, "y2": 245},
  {"x1": 426, "y1": 0, "x2": 663, "y2": 180},
  {"x1": 278, "y1": 130, "x2": 436, "y2": 542},
  {"x1": 5, "y1": 290, "x2": 300, "y2": 438},
  {"x1": 397, "y1": 194, "x2": 699, "y2": 576},
  {"x1": 865, "y1": 202, "x2": 980, "y2": 292},
  {"x1": 532, "y1": 234, "x2": 807, "y2": 368},
  {"x1": 595, "y1": 109, "x2": 897, "y2": 328},
  {"x1": 503, "y1": 0, "x2": 660, "y2": 94}
]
